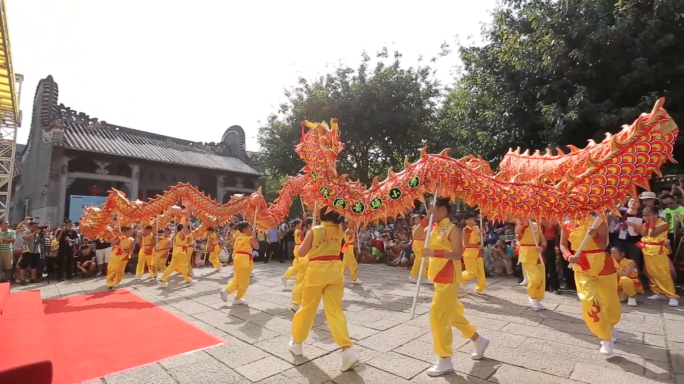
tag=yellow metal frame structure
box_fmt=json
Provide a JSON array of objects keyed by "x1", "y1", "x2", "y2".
[{"x1": 0, "y1": 0, "x2": 20, "y2": 222}]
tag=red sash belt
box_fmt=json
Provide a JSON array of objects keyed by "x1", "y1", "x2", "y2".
[
  {"x1": 637, "y1": 241, "x2": 665, "y2": 253},
  {"x1": 432, "y1": 250, "x2": 454, "y2": 284},
  {"x1": 235, "y1": 251, "x2": 253, "y2": 261},
  {"x1": 210, "y1": 244, "x2": 219, "y2": 252},
  {"x1": 143, "y1": 247, "x2": 153, "y2": 256},
  {"x1": 574, "y1": 249, "x2": 615, "y2": 275},
  {"x1": 309, "y1": 255, "x2": 339, "y2": 262},
  {"x1": 341, "y1": 244, "x2": 348, "y2": 253}
]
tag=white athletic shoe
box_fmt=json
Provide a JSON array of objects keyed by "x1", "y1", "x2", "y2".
[
  {"x1": 475, "y1": 290, "x2": 486, "y2": 295},
  {"x1": 220, "y1": 288, "x2": 229, "y2": 302},
  {"x1": 627, "y1": 297, "x2": 637, "y2": 307},
  {"x1": 423, "y1": 279, "x2": 433, "y2": 285},
  {"x1": 409, "y1": 276, "x2": 417, "y2": 283},
  {"x1": 619, "y1": 292, "x2": 628, "y2": 302},
  {"x1": 669, "y1": 299, "x2": 679, "y2": 307},
  {"x1": 518, "y1": 280, "x2": 528, "y2": 286},
  {"x1": 611, "y1": 327, "x2": 618, "y2": 343},
  {"x1": 339, "y1": 348, "x2": 360, "y2": 372},
  {"x1": 186, "y1": 279, "x2": 198, "y2": 284},
  {"x1": 288, "y1": 338, "x2": 303, "y2": 356},
  {"x1": 352, "y1": 279, "x2": 362, "y2": 286},
  {"x1": 232, "y1": 298, "x2": 246, "y2": 305},
  {"x1": 427, "y1": 357, "x2": 454, "y2": 377},
  {"x1": 281, "y1": 277, "x2": 288, "y2": 288},
  {"x1": 599, "y1": 340, "x2": 614, "y2": 355},
  {"x1": 157, "y1": 281, "x2": 168, "y2": 288},
  {"x1": 471, "y1": 335, "x2": 490, "y2": 360},
  {"x1": 648, "y1": 294, "x2": 667, "y2": 301},
  {"x1": 529, "y1": 298, "x2": 546, "y2": 311},
  {"x1": 290, "y1": 304, "x2": 300, "y2": 312}
]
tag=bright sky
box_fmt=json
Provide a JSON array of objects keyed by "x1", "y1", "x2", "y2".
[{"x1": 8, "y1": 0, "x2": 498, "y2": 151}]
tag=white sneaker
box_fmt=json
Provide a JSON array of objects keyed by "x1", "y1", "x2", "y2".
[
  {"x1": 648, "y1": 294, "x2": 667, "y2": 301},
  {"x1": 669, "y1": 299, "x2": 679, "y2": 307},
  {"x1": 627, "y1": 297, "x2": 637, "y2": 307},
  {"x1": 409, "y1": 276, "x2": 417, "y2": 283},
  {"x1": 475, "y1": 290, "x2": 486, "y2": 295},
  {"x1": 599, "y1": 340, "x2": 613, "y2": 355},
  {"x1": 427, "y1": 357, "x2": 454, "y2": 377},
  {"x1": 281, "y1": 277, "x2": 288, "y2": 288},
  {"x1": 619, "y1": 292, "x2": 628, "y2": 302},
  {"x1": 340, "y1": 348, "x2": 360, "y2": 372},
  {"x1": 186, "y1": 279, "x2": 198, "y2": 284},
  {"x1": 288, "y1": 338, "x2": 303, "y2": 356},
  {"x1": 518, "y1": 280, "x2": 528, "y2": 286},
  {"x1": 471, "y1": 335, "x2": 490, "y2": 360},
  {"x1": 611, "y1": 327, "x2": 618, "y2": 343},
  {"x1": 220, "y1": 288, "x2": 229, "y2": 302},
  {"x1": 157, "y1": 281, "x2": 168, "y2": 288},
  {"x1": 232, "y1": 298, "x2": 246, "y2": 305},
  {"x1": 423, "y1": 279, "x2": 433, "y2": 285},
  {"x1": 352, "y1": 279, "x2": 362, "y2": 285},
  {"x1": 290, "y1": 304, "x2": 300, "y2": 312},
  {"x1": 529, "y1": 298, "x2": 545, "y2": 311}
]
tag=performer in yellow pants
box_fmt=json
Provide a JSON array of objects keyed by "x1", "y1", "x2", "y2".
[
  {"x1": 461, "y1": 214, "x2": 486, "y2": 293},
  {"x1": 220, "y1": 221, "x2": 258, "y2": 304},
  {"x1": 610, "y1": 245, "x2": 643, "y2": 307},
  {"x1": 155, "y1": 228, "x2": 172, "y2": 274},
  {"x1": 289, "y1": 208, "x2": 360, "y2": 372},
  {"x1": 409, "y1": 214, "x2": 429, "y2": 282},
  {"x1": 561, "y1": 216, "x2": 621, "y2": 355},
  {"x1": 342, "y1": 226, "x2": 361, "y2": 285},
  {"x1": 206, "y1": 227, "x2": 221, "y2": 270},
  {"x1": 639, "y1": 207, "x2": 679, "y2": 306},
  {"x1": 291, "y1": 218, "x2": 312, "y2": 310},
  {"x1": 282, "y1": 219, "x2": 304, "y2": 286},
  {"x1": 106, "y1": 227, "x2": 134, "y2": 289},
  {"x1": 422, "y1": 198, "x2": 489, "y2": 377},
  {"x1": 515, "y1": 220, "x2": 547, "y2": 310},
  {"x1": 159, "y1": 223, "x2": 196, "y2": 287},
  {"x1": 136, "y1": 225, "x2": 157, "y2": 278}
]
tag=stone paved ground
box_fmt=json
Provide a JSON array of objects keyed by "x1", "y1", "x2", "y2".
[{"x1": 12, "y1": 262, "x2": 684, "y2": 384}]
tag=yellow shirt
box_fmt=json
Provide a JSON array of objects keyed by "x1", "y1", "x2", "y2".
[
  {"x1": 427, "y1": 218, "x2": 458, "y2": 283},
  {"x1": 155, "y1": 237, "x2": 170, "y2": 258},
  {"x1": 343, "y1": 231, "x2": 354, "y2": 255},
  {"x1": 613, "y1": 257, "x2": 640, "y2": 285},
  {"x1": 141, "y1": 233, "x2": 154, "y2": 256},
  {"x1": 233, "y1": 233, "x2": 253, "y2": 269},
  {"x1": 412, "y1": 224, "x2": 425, "y2": 254},
  {"x1": 641, "y1": 218, "x2": 669, "y2": 257},
  {"x1": 306, "y1": 222, "x2": 343, "y2": 286},
  {"x1": 293, "y1": 228, "x2": 305, "y2": 259},
  {"x1": 567, "y1": 220, "x2": 614, "y2": 276},
  {"x1": 207, "y1": 232, "x2": 219, "y2": 252},
  {"x1": 118, "y1": 236, "x2": 134, "y2": 261},
  {"x1": 518, "y1": 226, "x2": 542, "y2": 264},
  {"x1": 462, "y1": 224, "x2": 481, "y2": 258}
]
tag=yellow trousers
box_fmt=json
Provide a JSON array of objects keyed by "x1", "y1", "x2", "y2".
[
  {"x1": 292, "y1": 261, "x2": 352, "y2": 348},
  {"x1": 431, "y1": 279, "x2": 477, "y2": 358},
  {"x1": 461, "y1": 257, "x2": 486, "y2": 292},
  {"x1": 575, "y1": 272, "x2": 621, "y2": 341},
  {"x1": 136, "y1": 253, "x2": 157, "y2": 277},
  {"x1": 209, "y1": 250, "x2": 221, "y2": 269},
  {"x1": 522, "y1": 263, "x2": 545, "y2": 301},
  {"x1": 106, "y1": 256, "x2": 128, "y2": 287},
  {"x1": 291, "y1": 262, "x2": 309, "y2": 305},
  {"x1": 156, "y1": 256, "x2": 168, "y2": 275},
  {"x1": 618, "y1": 276, "x2": 644, "y2": 297},
  {"x1": 645, "y1": 252, "x2": 679, "y2": 299},
  {"x1": 284, "y1": 257, "x2": 301, "y2": 280},
  {"x1": 226, "y1": 267, "x2": 252, "y2": 299},
  {"x1": 342, "y1": 250, "x2": 358, "y2": 281},
  {"x1": 161, "y1": 252, "x2": 192, "y2": 282},
  {"x1": 410, "y1": 247, "x2": 428, "y2": 278}
]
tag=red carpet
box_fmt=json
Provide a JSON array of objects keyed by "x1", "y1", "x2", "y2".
[{"x1": 43, "y1": 289, "x2": 222, "y2": 384}]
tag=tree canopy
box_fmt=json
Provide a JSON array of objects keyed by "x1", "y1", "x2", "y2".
[
  {"x1": 257, "y1": 48, "x2": 442, "y2": 185},
  {"x1": 437, "y1": 0, "x2": 684, "y2": 166}
]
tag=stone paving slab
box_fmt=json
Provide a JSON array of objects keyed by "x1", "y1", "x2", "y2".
[{"x1": 11, "y1": 262, "x2": 681, "y2": 383}]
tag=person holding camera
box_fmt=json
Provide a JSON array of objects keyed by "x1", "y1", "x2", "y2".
[
  {"x1": 54, "y1": 220, "x2": 78, "y2": 280},
  {"x1": 17, "y1": 221, "x2": 44, "y2": 284}
]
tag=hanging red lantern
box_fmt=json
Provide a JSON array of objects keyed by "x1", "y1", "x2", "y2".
[{"x1": 88, "y1": 185, "x2": 103, "y2": 195}]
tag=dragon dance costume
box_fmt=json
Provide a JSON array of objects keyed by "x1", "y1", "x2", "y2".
[{"x1": 461, "y1": 224, "x2": 485, "y2": 293}]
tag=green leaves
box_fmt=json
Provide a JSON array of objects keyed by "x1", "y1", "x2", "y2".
[
  {"x1": 257, "y1": 48, "x2": 441, "y2": 184},
  {"x1": 437, "y1": 0, "x2": 684, "y2": 168}
]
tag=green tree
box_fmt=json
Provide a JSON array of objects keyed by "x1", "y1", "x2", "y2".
[
  {"x1": 438, "y1": 0, "x2": 684, "y2": 166},
  {"x1": 257, "y1": 48, "x2": 442, "y2": 184}
]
